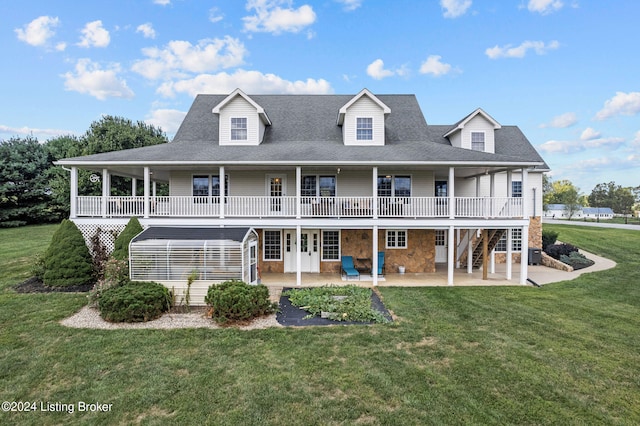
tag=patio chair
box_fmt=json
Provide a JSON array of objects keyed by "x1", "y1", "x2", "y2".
[
  {"x1": 341, "y1": 256, "x2": 360, "y2": 280},
  {"x1": 378, "y1": 251, "x2": 385, "y2": 275}
]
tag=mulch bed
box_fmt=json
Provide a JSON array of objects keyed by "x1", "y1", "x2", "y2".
[
  {"x1": 13, "y1": 276, "x2": 94, "y2": 293},
  {"x1": 276, "y1": 287, "x2": 393, "y2": 327}
]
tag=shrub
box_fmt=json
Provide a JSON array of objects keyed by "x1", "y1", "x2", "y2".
[
  {"x1": 98, "y1": 281, "x2": 171, "y2": 323},
  {"x1": 111, "y1": 217, "x2": 143, "y2": 260},
  {"x1": 88, "y1": 258, "x2": 130, "y2": 307},
  {"x1": 542, "y1": 230, "x2": 559, "y2": 250},
  {"x1": 560, "y1": 251, "x2": 595, "y2": 270},
  {"x1": 205, "y1": 280, "x2": 276, "y2": 324},
  {"x1": 544, "y1": 243, "x2": 578, "y2": 261},
  {"x1": 43, "y1": 219, "x2": 94, "y2": 287}
]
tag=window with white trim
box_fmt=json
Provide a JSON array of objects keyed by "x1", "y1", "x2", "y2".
[
  {"x1": 386, "y1": 230, "x2": 407, "y2": 249},
  {"x1": 322, "y1": 230, "x2": 340, "y2": 261},
  {"x1": 377, "y1": 175, "x2": 411, "y2": 197},
  {"x1": 263, "y1": 230, "x2": 282, "y2": 260},
  {"x1": 192, "y1": 175, "x2": 228, "y2": 202},
  {"x1": 231, "y1": 117, "x2": 247, "y2": 141},
  {"x1": 301, "y1": 175, "x2": 336, "y2": 202},
  {"x1": 495, "y1": 229, "x2": 522, "y2": 252},
  {"x1": 471, "y1": 132, "x2": 485, "y2": 151},
  {"x1": 512, "y1": 181, "x2": 522, "y2": 198},
  {"x1": 356, "y1": 117, "x2": 373, "y2": 140}
]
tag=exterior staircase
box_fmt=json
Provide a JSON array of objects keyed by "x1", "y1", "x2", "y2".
[{"x1": 471, "y1": 229, "x2": 507, "y2": 269}]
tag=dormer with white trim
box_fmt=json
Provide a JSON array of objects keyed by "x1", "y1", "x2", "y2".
[
  {"x1": 212, "y1": 89, "x2": 271, "y2": 145},
  {"x1": 443, "y1": 108, "x2": 501, "y2": 153},
  {"x1": 337, "y1": 89, "x2": 391, "y2": 146}
]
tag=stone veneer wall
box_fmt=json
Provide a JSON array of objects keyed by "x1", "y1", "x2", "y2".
[{"x1": 339, "y1": 229, "x2": 436, "y2": 273}]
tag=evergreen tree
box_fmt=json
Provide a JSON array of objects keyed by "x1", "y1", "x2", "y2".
[
  {"x1": 43, "y1": 219, "x2": 94, "y2": 287},
  {"x1": 112, "y1": 217, "x2": 144, "y2": 260}
]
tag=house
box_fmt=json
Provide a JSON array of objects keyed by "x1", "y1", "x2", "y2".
[
  {"x1": 544, "y1": 204, "x2": 584, "y2": 219},
  {"x1": 57, "y1": 89, "x2": 549, "y2": 304},
  {"x1": 544, "y1": 204, "x2": 613, "y2": 220},
  {"x1": 582, "y1": 207, "x2": 614, "y2": 220}
]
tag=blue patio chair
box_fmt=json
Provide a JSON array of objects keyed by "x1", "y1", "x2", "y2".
[
  {"x1": 341, "y1": 256, "x2": 360, "y2": 280},
  {"x1": 378, "y1": 251, "x2": 385, "y2": 275}
]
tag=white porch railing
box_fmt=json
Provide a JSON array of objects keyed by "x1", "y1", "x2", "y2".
[{"x1": 74, "y1": 195, "x2": 523, "y2": 219}]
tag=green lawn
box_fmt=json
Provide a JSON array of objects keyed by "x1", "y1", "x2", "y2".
[{"x1": 1, "y1": 224, "x2": 639, "y2": 425}]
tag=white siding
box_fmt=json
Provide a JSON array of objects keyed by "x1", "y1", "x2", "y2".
[
  {"x1": 343, "y1": 96, "x2": 386, "y2": 146},
  {"x1": 218, "y1": 96, "x2": 262, "y2": 146},
  {"x1": 461, "y1": 115, "x2": 495, "y2": 153}
]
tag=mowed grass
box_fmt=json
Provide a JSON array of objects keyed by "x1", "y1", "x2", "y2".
[{"x1": 1, "y1": 224, "x2": 639, "y2": 425}]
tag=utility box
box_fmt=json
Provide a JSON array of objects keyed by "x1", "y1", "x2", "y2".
[{"x1": 528, "y1": 248, "x2": 542, "y2": 265}]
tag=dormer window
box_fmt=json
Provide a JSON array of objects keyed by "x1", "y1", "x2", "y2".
[
  {"x1": 471, "y1": 132, "x2": 485, "y2": 151},
  {"x1": 356, "y1": 117, "x2": 373, "y2": 140},
  {"x1": 231, "y1": 117, "x2": 247, "y2": 141}
]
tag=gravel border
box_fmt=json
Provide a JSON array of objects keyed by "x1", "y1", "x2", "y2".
[{"x1": 60, "y1": 306, "x2": 282, "y2": 330}]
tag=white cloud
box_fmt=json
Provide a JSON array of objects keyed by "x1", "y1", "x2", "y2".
[
  {"x1": 156, "y1": 69, "x2": 332, "y2": 98},
  {"x1": 594, "y1": 91, "x2": 640, "y2": 120},
  {"x1": 538, "y1": 136, "x2": 624, "y2": 154},
  {"x1": 55, "y1": 42, "x2": 67, "y2": 51},
  {"x1": 154, "y1": 0, "x2": 171, "y2": 5},
  {"x1": 0, "y1": 124, "x2": 75, "y2": 139},
  {"x1": 419, "y1": 55, "x2": 453, "y2": 77},
  {"x1": 144, "y1": 109, "x2": 187, "y2": 135},
  {"x1": 539, "y1": 112, "x2": 577, "y2": 128},
  {"x1": 209, "y1": 7, "x2": 224, "y2": 23},
  {"x1": 15, "y1": 16, "x2": 60, "y2": 47},
  {"x1": 132, "y1": 37, "x2": 247, "y2": 81},
  {"x1": 136, "y1": 23, "x2": 156, "y2": 39},
  {"x1": 632, "y1": 131, "x2": 640, "y2": 146},
  {"x1": 243, "y1": 0, "x2": 316, "y2": 34},
  {"x1": 527, "y1": 0, "x2": 563, "y2": 15},
  {"x1": 440, "y1": 0, "x2": 472, "y2": 18},
  {"x1": 580, "y1": 127, "x2": 601, "y2": 140},
  {"x1": 366, "y1": 59, "x2": 404, "y2": 80},
  {"x1": 62, "y1": 58, "x2": 134, "y2": 100},
  {"x1": 336, "y1": 0, "x2": 362, "y2": 11},
  {"x1": 485, "y1": 40, "x2": 559, "y2": 59},
  {"x1": 77, "y1": 20, "x2": 110, "y2": 48}
]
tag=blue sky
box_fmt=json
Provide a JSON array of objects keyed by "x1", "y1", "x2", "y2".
[{"x1": 2, "y1": 0, "x2": 639, "y2": 192}]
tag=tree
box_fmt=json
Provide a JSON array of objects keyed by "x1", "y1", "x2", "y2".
[
  {"x1": 112, "y1": 217, "x2": 144, "y2": 260},
  {"x1": 589, "y1": 182, "x2": 635, "y2": 219},
  {"x1": 545, "y1": 179, "x2": 582, "y2": 219},
  {"x1": 43, "y1": 219, "x2": 94, "y2": 287},
  {"x1": 0, "y1": 137, "x2": 52, "y2": 227}
]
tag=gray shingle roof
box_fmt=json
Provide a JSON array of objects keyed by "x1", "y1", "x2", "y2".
[{"x1": 59, "y1": 93, "x2": 548, "y2": 168}]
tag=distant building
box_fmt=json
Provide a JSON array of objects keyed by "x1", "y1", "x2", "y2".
[{"x1": 544, "y1": 204, "x2": 613, "y2": 220}]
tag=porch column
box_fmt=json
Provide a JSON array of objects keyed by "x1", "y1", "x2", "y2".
[
  {"x1": 143, "y1": 167, "x2": 150, "y2": 218},
  {"x1": 490, "y1": 249, "x2": 495, "y2": 274},
  {"x1": 372, "y1": 225, "x2": 379, "y2": 286},
  {"x1": 520, "y1": 224, "x2": 529, "y2": 285},
  {"x1": 482, "y1": 229, "x2": 489, "y2": 280},
  {"x1": 296, "y1": 225, "x2": 302, "y2": 286},
  {"x1": 447, "y1": 225, "x2": 455, "y2": 286},
  {"x1": 296, "y1": 166, "x2": 301, "y2": 219},
  {"x1": 507, "y1": 170, "x2": 513, "y2": 197},
  {"x1": 219, "y1": 166, "x2": 225, "y2": 218},
  {"x1": 521, "y1": 168, "x2": 529, "y2": 218},
  {"x1": 490, "y1": 173, "x2": 495, "y2": 197},
  {"x1": 70, "y1": 167, "x2": 78, "y2": 219},
  {"x1": 101, "y1": 168, "x2": 109, "y2": 218},
  {"x1": 152, "y1": 181, "x2": 157, "y2": 197},
  {"x1": 372, "y1": 167, "x2": 378, "y2": 219},
  {"x1": 467, "y1": 229, "x2": 473, "y2": 274},
  {"x1": 449, "y1": 167, "x2": 455, "y2": 219},
  {"x1": 506, "y1": 228, "x2": 513, "y2": 280},
  {"x1": 132, "y1": 178, "x2": 137, "y2": 196}
]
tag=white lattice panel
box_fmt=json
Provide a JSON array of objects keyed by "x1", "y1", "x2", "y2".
[{"x1": 76, "y1": 223, "x2": 126, "y2": 255}]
